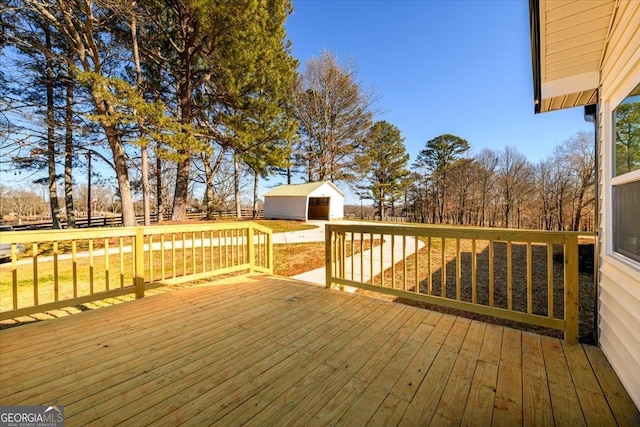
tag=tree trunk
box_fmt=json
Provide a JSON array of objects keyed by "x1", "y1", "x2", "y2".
[
  {"x1": 156, "y1": 156, "x2": 163, "y2": 223},
  {"x1": 172, "y1": 156, "x2": 190, "y2": 221},
  {"x1": 253, "y1": 170, "x2": 259, "y2": 219},
  {"x1": 203, "y1": 152, "x2": 215, "y2": 220},
  {"x1": 64, "y1": 58, "x2": 75, "y2": 228},
  {"x1": 45, "y1": 26, "x2": 60, "y2": 229},
  {"x1": 234, "y1": 153, "x2": 241, "y2": 219},
  {"x1": 130, "y1": 2, "x2": 150, "y2": 226}
]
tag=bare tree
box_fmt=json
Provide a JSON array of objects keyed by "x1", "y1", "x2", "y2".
[
  {"x1": 497, "y1": 146, "x2": 533, "y2": 228},
  {"x1": 292, "y1": 51, "x2": 375, "y2": 183}
]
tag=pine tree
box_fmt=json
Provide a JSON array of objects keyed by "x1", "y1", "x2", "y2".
[{"x1": 355, "y1": 121, "x2": 410, "y2": 221}]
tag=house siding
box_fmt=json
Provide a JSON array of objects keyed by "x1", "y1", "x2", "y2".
[{"x1": 597, "y1": 0, "x2": 640, "y2": 408}]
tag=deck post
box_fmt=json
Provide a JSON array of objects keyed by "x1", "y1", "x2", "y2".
[
  {"x1": 134, "y1": 227, "x2": 145, "y2": 299},
  {"x1": 325, "y1": 224, "x2": 332, "y2": 289},
  {"x1": 564, "y1": 234, "x2": 579, "y2": 344}
]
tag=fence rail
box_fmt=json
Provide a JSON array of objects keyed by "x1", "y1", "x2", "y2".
[
  {"x1": 2, "y1": 210, "x2": 264, "y2": 231},
  {"x1": 325, "y1": 223, "x2": 593, "y2": 343},
  {"x1": 0, "y1": 222, "x2": 272, "y2": 320}
]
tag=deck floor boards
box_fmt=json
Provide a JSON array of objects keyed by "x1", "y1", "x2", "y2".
[{"x1": 1, "y1": 274, "x2": 638, "y2": 426}]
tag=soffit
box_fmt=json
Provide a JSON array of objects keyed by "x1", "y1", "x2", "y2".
[{"x1": 537, "y1": 0, "x2": 616, "y2": 112}]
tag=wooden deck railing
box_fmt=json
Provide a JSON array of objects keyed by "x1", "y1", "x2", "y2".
[
  {"x1": 0, "y1": 222, "x2": 272, "y2": 320},
  {"x1": 325, "y1": 223, "x2": 592, "y2": 343}
]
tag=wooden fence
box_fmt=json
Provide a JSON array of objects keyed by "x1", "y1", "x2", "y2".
[
  {"x1": 325, "y1": 223, "x2": 593, "y2": 343},
  {"x1": 3, "y1": 210, "x2": 264, "y2": 231},
  {"x1": 0, "y1": 222, "x2": 272, "y2": 320}
]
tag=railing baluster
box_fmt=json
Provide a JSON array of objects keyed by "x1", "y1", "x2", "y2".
[
  {"x1": 370, "y1": 233, "x2": 374, "y2": 285},
  {"x1": 209, "y1": 230, "x2": 214, "y2": 272},
  {"x1": 182, "y1": 232, "x2": 187, "y2": 276},
  {"x1": 489, "y1": 240, "x2": 494, "y2": 307},
  {"x1": 380, "y1": 233, "x2": 385, "y2": 287},
  {"x1": 89, "y1": 239, "x2": 94, "y2": 295},
  {"x1": 160, "y1": 234, "x2": 166, "y2": 281},
  {"x1": 351, "y1": 232, "x2": 355, "y2": 281},
  {"x1": 391, "y1": 234, "x2": 396, "y2": 288},
  {"x1": 171, "y1": 234, "x2": 176, "y2": 279},
  {"x1": 427, "y1": 236, "x2": 432, "y2": 295},
  {"x1": 547, "y1": 243, "x2": 554, "y2": 318},
  {"x1": 456, "y1": 238, "x2": 461, "y2": 301},
  {"x1": 11, "y1": 245, "x2": 18, "y2": 309},
  {"x1": 527, "y1": 241, "x2": 532, "y2": 314},
  {"x1": 403, "y1": 235, "x2": 407, "y2": 291},
  {"x1": 191, "y1": 231, "x2": 196, "y2": 274},
  {"x1": 53, "y1": 241, "x2": 59, "y2": 301},
  {"x1": 32, "y1": 242, "x2": 38, "y2": 306},
  {"x1": 414, "y1": 236, "x2": 419, "y2": 294},
  {"x1": 149, "y1": 235, "x2": 154, "y2": 283},
  {"x1": 224, "y1": 230, "x2": 229, "y2": 268},
  {"x1": 119, "y1": 237, "x2": 125, "y2": 288},
  {"x1": 105, "y1": 238, "x2": 110, "y2": 290},
  {"x1": 507, "y1": 241, "x2": 513, "y2": 311},
  {"x1": 73, "y1": 240, "x2": 78, "y2": 297},
  {"x1": 360, "y1": 233, "x2": 364, "y2": 283},
  {"x1": 441, "y1": 237, "x2": 446, "y2": 298},
  {"x1": 472, "y1": 239, "x2": 477, "y2": 304}
]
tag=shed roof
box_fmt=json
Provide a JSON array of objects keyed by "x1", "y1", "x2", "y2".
[
  {"x1": 263, "y1": 181, "x2": 344, "y2": 197},
  {"x1": 530, "y1": 0, "x2": 616, "y2": 113}
]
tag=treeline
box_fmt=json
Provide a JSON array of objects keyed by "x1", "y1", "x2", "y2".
[
  {"x1": 401, "y1": 132, "x2": 596, "y2": 231},
  {"x1": 0, "y1": 2, "x2": 601, "y2": 232}
]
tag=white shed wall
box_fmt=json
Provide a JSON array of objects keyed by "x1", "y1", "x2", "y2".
[
  {"x1": 597, "y1": 0, "x2": 640, "y2": 408},
  {"x1": 308, "y1": 182, "x2": 344, "y2": 220},
  {"x1": 263, "y1": 196, "x2": 308, "y2": 221}
]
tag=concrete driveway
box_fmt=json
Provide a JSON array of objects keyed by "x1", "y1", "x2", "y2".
[{"x1": 286, "y1": 220, "x2": 424, "y2": 289}]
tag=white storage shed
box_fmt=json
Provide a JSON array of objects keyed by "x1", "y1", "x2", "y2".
[{"x1": 263, "y1": 181, "x2": 344, "y2": 221}]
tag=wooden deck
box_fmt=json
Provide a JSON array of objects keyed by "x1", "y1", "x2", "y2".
[{"x1": 0, "y1": 274, "x2": 638, "y2": 426}]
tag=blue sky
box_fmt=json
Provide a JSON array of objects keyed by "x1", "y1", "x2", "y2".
[{"x1": 278, "y1": 0, "x2": 594, "y2": 201}]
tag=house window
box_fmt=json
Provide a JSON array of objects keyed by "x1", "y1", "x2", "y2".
[{"x1": 612, "y1": 82, "x2": 640, "y2": 263}]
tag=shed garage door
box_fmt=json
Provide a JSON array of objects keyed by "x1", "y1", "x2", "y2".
[{"x1": 308, "y1": 197, "x2": 329, "y2": 220}]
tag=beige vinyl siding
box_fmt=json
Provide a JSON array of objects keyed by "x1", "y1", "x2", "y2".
[{"x1": 597, "y1": 0, "x2": 640, "y2": 408}]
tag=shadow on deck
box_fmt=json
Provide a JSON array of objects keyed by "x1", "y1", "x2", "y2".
[{"x1": 0, "y1": 274, "x2": 638, "y2": 426}]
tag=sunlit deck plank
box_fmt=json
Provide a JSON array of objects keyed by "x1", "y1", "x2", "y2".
[{"x1": 0, "y1": 274, "x2": 637, "y2": 426}]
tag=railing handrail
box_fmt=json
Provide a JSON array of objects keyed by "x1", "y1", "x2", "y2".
[
  {"x1": 0, "y1": 222, "x2": 272, "y2": 321},
  {"x1": 325, "y1": 223, "x2": 585, "y2": 343}
]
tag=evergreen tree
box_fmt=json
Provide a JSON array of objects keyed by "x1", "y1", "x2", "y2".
[
  {"x1": 414, "y1": 134, "x2": 470, "y2": 223},
  {"x1": 355, "y1": 121, "x2": 409, "y2": 221}
]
